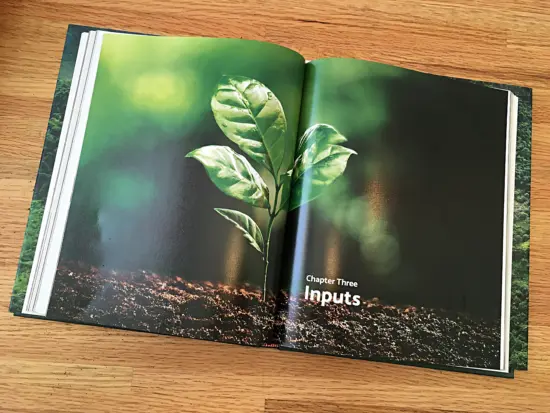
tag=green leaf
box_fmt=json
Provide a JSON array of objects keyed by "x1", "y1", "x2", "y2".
[
  {"x1": 211, "y1": 75, "x2": 287, "y2": 175},
  {"x1": 186, "y1": 145, "x2": 269, "y2": 208},
  {"x1": 214, "y1": 208, "x2": 264, "y2": 254},
  {"x1": 296, "y1": 123, "x2": 347, "y2": 157},
  {"x1": 289, "y1": 124, "x2": 356, "y2": 211}
]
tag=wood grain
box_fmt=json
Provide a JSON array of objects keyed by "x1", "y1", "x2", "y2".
[{"x1": 1, "y1": 0, "x2": 549, "y2": 411}]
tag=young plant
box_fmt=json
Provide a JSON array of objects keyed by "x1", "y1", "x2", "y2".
[{"x1": 187, "y1": 75, "x2": 356, "y2": 300}]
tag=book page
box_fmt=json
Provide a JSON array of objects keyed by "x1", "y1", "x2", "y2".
[
  {"x1": 33, "y1": 32, "x2": 306, "y2": 347},
  {"x1": 279, "y1": 58, "x2": 514, "y2": 371}
]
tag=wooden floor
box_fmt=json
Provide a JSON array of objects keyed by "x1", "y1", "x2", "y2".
[{"x1": 1, "y1": 0, "x2": 549, "y2": 411}]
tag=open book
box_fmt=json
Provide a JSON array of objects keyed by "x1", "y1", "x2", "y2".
[{"x1": 10, "y1": 25, "x2": 532, "y2": 377}]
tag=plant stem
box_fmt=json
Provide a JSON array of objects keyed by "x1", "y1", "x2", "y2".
[{"x1": 263, "y1": 182, "x2": 281, "y2": 300}]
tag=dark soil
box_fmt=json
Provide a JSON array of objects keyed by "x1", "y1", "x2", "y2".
[
  {"x1": 48, "y1": 265, "x2": 501, "y2": 369},
  {"x1": 280, "y1": 295, "x2": 501, "y2": 369},
  {"x1": 48, "y1": 265, "x2": 276, "y2": 346}
]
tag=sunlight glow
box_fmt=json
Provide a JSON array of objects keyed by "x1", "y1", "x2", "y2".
[{"x1": 131, "y1": 73, "x2": 191, "y2": 112}]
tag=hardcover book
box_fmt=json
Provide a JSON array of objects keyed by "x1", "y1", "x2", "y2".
[{"x1": 10, "y1": 25, "x2": 531, "y2": 377}]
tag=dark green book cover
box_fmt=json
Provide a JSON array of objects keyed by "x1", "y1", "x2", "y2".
[{"x1": 10, "y1": 24, "x2": 531, "y2": 374}]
